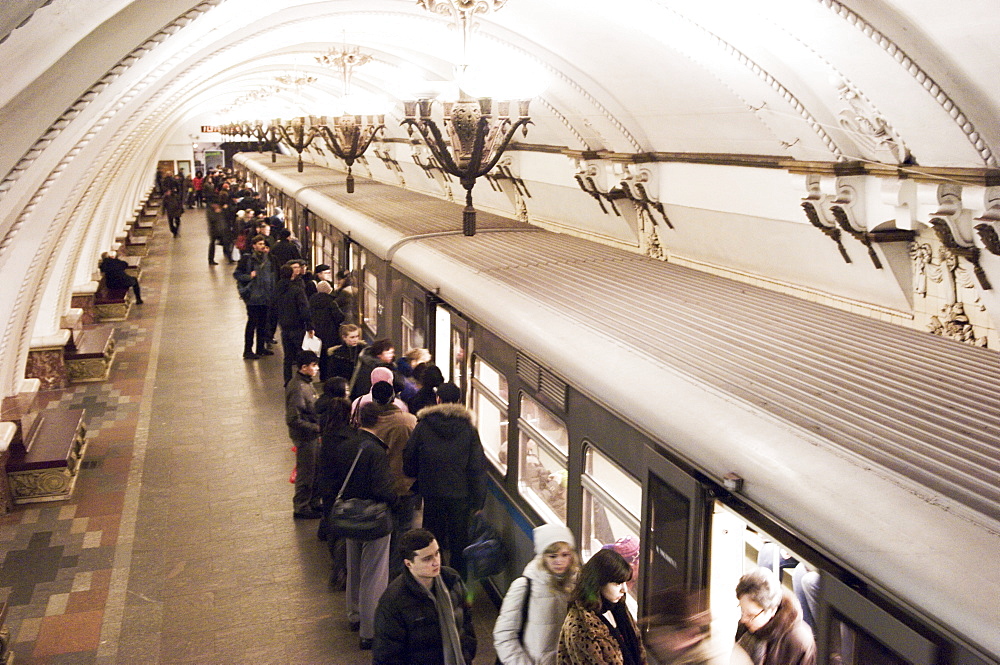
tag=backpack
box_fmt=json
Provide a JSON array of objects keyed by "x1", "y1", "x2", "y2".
[{"x1": 496, "y1": 577, "x2": 532, "y2": 665}]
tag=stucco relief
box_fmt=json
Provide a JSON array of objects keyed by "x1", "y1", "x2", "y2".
[{"x1": 910, "y1": 229, "x2": 992, "y2": 347}]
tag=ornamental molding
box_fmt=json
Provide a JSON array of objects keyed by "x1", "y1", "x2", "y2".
[{"x1": 817, "y1": 0, "x2": 996, "y2": 167}]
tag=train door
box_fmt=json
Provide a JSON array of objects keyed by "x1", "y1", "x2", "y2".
[
  {"x1": 432, "y1": 303, "x2": 469, "y2": 395},
  {"x1": 817, "y1": 573, "x2": 939, "y2": 665},
  {"x1": 641, "y1": 446, "x2": 709, "y2": 615}
]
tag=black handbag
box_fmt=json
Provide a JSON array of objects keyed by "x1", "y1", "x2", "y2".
[{"x1": 327, "y1": 445, "x2": 392, "y2": 541}]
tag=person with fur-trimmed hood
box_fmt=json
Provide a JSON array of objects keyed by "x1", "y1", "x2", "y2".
[
  {"x1": 402, "y1": 382, "x2": 487, "y2": 578},
  {"x1": 733, "y1": 567, "x2": 816, "y2": 665}
]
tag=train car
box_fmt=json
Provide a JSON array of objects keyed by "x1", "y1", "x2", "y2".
[{"x1": 236, "y1": 152, "x2": 1000, "y2": 665}]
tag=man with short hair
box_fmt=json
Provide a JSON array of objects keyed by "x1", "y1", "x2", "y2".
[
  {"x1": 372, "y1": 528, "x2": 477, "y2": 665},
  {"x1": 286, "y1": 350, "x2": 323, "y2": 519},
  {"x1": 233, "y1": 234, "x2": 277, "y2": 359},
  {"x1": 403, "y1": 383, "x2": 487, "y2": 578},
  {"x1": 325, "y1": 402, "x2": 397, "y2": 651}
]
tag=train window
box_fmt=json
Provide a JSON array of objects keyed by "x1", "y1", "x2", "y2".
[
  {"x1": 471, "y1": 357, "x2": 508, "y2": 473},
  {"x1": 581, "y1": 445, "x2": 641, "y2": 608},
  {"x1": 362, "y1": 257, "x2": 378, "y2": 335},
  {"x1": 517, "y1": 394, "x2": 568, "y2": 525},
  {"x1": 401, "y1": 299, "x2": 416, "y2": 353},
  {"x1": 830, "y1": 617, "x2": 911, "y2": 665}
]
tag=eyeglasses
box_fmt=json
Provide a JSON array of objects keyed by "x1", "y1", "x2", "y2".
[{"x1": 738, "y1": 603, "x2": 768, "y2": 623}]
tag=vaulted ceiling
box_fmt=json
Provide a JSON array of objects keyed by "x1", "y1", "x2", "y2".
[{"x1": 1, "y1": 0, "x2": 999, "y2": 394}]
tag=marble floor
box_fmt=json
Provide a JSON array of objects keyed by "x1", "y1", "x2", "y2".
[{"x1": 0, "y1": 207, "x2": 498, "y2": 664}]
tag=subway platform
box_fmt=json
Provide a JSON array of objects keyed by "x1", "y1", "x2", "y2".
[{"x1": 0, "y1": 207, "x2": 498, "y2": 664}]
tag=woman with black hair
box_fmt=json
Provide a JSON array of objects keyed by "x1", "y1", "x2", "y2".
[{"x1": 556, "y1": 548, "x2": 646, "y2": 665}]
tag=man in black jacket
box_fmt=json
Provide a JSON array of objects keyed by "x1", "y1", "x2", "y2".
[
  {"x1": 372, "y1": 528, "x2": 476, "y2": 665},
  {"x1": 402, "y1": 383, "x2": 487, "y2": 578},
  {"x1": 285, "y1": 351, "x2": 322, "y2": 519},
  {"x1": 273, "y1": 263, "x2": 315, "y2": 385},
  {"x1": 323, "y1": 403, "x2": 397, "y2": 651},
  {"x1": 98, "y1": 251, "x2": 142, "y2": 304}
]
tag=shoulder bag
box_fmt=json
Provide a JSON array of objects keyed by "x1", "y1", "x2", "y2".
[{"x1": 326, "y1": 444, "x2": 392, "y2": 541}]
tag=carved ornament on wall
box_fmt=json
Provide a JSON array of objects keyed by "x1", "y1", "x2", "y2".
[{"x1": 835, "y1": 79, "x2": 911, "y2": 164}]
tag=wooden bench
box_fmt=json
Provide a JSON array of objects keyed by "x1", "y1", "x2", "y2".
[
  {"x1": 6, "y1": 409, "x2": 87, "y2": 504},
  {"x1": 123, "y1": 254, "x2": 142, "y2": 279},
  {"x1": 94, "y1": 283, "x2": 131, "y2": 321},
  {"x1": 0, "y1": 601, "x2": 13, "y2": 663},
  {"x1": 65, "y1": 324, "x2": 116, "y2": 383},
  {"x1": 122, "y1": 233, "x2": 148, "y2": 257}
]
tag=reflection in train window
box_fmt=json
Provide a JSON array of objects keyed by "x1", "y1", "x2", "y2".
[
  {"x1": 401, "y1": 298, "x2": 415, "y2": 353},
  {"x1": 471, "y1": 357, "x2": 508, "y2": 474},
  {"x1": 517, "y1": 394, "x2": 568, "y2": 525},
  {"x1": 831, "y1": 616, "x2": 911, "y2": 665},
  {"x1": 362, "y1": 262, "x2": 378, "y2": 335},
  {"x1": 581, "y1": 445, "x2": 641, "y2": 607}
]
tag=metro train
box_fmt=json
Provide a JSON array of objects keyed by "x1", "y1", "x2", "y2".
[{"x1": 234, "y1": 151, "x2": 1000, "y2": 665}]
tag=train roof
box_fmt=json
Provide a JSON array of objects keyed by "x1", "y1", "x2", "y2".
[{"x1": 237, "y1": 153, "x2": 1000, "y2": 660}]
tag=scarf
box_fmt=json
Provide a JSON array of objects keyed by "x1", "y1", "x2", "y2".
[
  {"x1": 430, "y1": 575, "x2": 466, "y2": 665},
  {"x1": 597, "y1": 597, "x2": 642, "y2": 665}
]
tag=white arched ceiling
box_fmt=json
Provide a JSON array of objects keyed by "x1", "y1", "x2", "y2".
[{"x1": 1, "y1": 0, "x2": 1000, "y2": 392}]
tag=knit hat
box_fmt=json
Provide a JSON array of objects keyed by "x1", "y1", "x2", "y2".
[
  {"x1": 370, "y1": 367, "x2": 393, "y2": 384},
  {"x1": 533, "y1": 524, "x2": 575, "y2": 555},
  {"x1": 316, "y1": 280, "x2": 333, "y2": 294},
  {"x1": 314, "y1": 264, "x2": 331, "y2": 274},
  {"x1": 371, "y1": 381, "x2": 395, "y2": 405}
]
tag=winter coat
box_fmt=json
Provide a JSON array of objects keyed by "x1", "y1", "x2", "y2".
[
  {"x1": 350, "y1": 350, "x2": 402, "y2": 400},
  {"x1": 207, "y1": 207, "x2": 228, "y2": 237},
  {"x1": 494, "y1": 557, "x2": 570, "y2": 665},
  {"x1": 735, "y1": 590, "x2": 815, "y2": 665},
  {"x1": 320, "y1": 429, "x2": 396, "y2": 510},
  {"x1": 284, "y1": 372, "x2": 320, "y2": 442},
  {"x1": 371, "y1": 406, "x2": 418, "y2": 496},
  {"x1": 273, "y1": 278, "x2": 312, "y2": 331},
  {"x1": 328, "y1": 342, "x2": 366, "y2": 381},
  {"x1": 402, "y1": 403, "x2": 487, "y2": 509},
  {"x1": 317, "y1": 422, "x2": 357, "y2": 505},
  {"x1": 308, "y1": 291, "x2": 345, "y2": 345},
  {"x1": 372, "y1": 566, "x2": 476, "y2": 665},
  {"x1": 233, "y1": 250, "x2": 276, "y2": 305},
  {"x1": 557, "y1": 601, "x2": 646, "y2": 665},
  {"x1": 270, "y1": 238, "x2": 302, "y2": 267},
  {"x1": 163, "y1": 190, "x2": 184, "y2": 216},
  {"x1": 98, "y1": 256, "x2": 133, "y2": 290}
]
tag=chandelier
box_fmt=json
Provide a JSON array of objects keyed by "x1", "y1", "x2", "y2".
[
  {"x1": 403, "y1": 97, "x2": 529, "y2": 235},
  {"x1": 274, "y1": 117, "x2": 318, "y2": 172},
  {"x1": 409, "y1": 0, "x2": 530, "y2": 235},
  {"x1": 314, "y1": 43, "x2": 384, "y2": 192}
]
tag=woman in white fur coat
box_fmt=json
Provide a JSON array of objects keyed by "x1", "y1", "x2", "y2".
[{"x1": 494, "y1": 524, "x2": 580, "y2": 665}]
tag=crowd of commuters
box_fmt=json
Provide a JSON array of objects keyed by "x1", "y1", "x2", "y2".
[{"x1": 199, "y1": 170, "x2": 817, "y2": 664}]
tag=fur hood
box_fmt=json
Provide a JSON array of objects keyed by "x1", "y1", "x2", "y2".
[{"x1": 415, "y1": 402, "x2": 474, "y2": 423}]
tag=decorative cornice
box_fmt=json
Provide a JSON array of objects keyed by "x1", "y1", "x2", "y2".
[{"x1": 817, "y1": 0, "x2": 996, "y2": 168}]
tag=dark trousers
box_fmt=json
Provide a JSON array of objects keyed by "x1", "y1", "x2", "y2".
[
  {"x1": 281, "y1": 326, "x2": 306, "y2": 385},
  {"x1": 389, "y1": 494, "x2": 420, "y2": 579},
  {"x1": 244, "y1": 304, "x2": 268, "y2": 354},
  {"x1": 168, "y1": 214, "x2": 181, "y2": 235},
  {"x1": 422, "y1": 496, "x2": 471, "y2": 578},
  {"x1": 208, "y1": 233, "x2": 231, "y2": 263}
]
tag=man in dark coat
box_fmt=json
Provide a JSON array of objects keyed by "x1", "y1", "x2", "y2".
[
  {"x1": 402, "y1": 383, "x2": 487, "y2": 578},
  {"x1": 270, "y1": 227, "x2": 302, "y2": 266},
  {"x1": 273, "y1": 263, "x2": 315, "y2": 385},
  {"x1": 309, "y1": 280, "x2": 345, "y2": 380},
  {"x1": 233, "y1": 235, "x2": 277, "y2": 359},
  {"x1": 163, "y1": 186, "x2": 184, "y2": 236},
  {"x1": 206, "y1": 201, "x2": 230, "y2": 265},
  {"x1": 285, "y1": 351, "x2": 323, "y2": 519},
  {"x1": 372, "y1": 528, "x2": 476, "y2": 665},
  {"x1": 321, "y1": 403, "x2": 397, "y2": 651},
  {"x1": 98, "y1": 251, "x2": 142, "y2": 304},
  {"x1": 328, "y1": 323, "x2": 366, "y2": 382}
]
